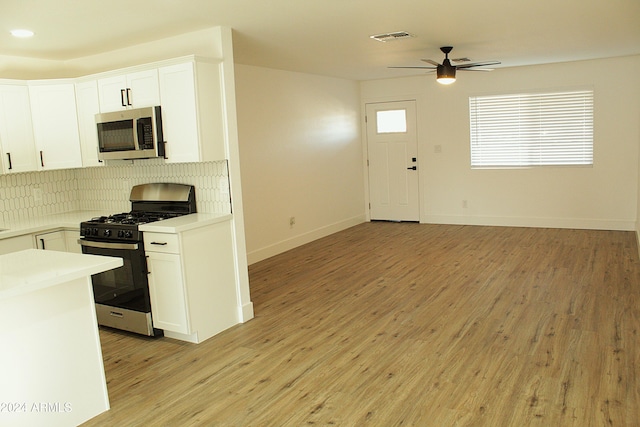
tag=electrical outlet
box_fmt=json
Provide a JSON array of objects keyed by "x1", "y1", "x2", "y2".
[{"x1": 289, "y1": 216, "x2": 296, "y2": 228}]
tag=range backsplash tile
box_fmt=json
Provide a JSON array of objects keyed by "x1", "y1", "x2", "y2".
[
  {"x1": 0, "y1": 160, "x2": 231, "y2": 223},
  {"x1": 77, "y1": 159, "x2": 232, "y2": 214}
]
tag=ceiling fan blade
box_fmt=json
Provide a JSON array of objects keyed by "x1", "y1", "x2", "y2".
[
  {"x1": 456, "y1": 61, "x2": 501, "y2": 69},
  {"x1": 457, "y1": 68, "x2": 495, "y2": 72},
  {"x1": 421, "y1": 59, "x2": 440, "y2": 66},
  {"x1": 388, "y1": 66, "x2": 437, "y2": 69}
]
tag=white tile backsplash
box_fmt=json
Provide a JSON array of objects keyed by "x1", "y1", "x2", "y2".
[
  {"x1": 0, "y1": 169, "x2": 78, "y2": 223},
  {"x1": 0, "y1": 160, "x2": 231, "y2": 222}
]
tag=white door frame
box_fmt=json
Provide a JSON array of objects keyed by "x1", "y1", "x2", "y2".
[{"x1": 364, "y1": 99, "x2": 419, "y2": 222}]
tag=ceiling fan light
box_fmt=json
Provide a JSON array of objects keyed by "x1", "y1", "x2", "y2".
[
  {"x1": 436, "y1": 64, "x2": 456, "y2": 85},
  {"x1": 437, "y1": 77, "x2": 456, "y2": 85}
]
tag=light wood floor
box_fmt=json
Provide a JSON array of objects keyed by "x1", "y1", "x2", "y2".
[{"x1": 82, "y1": 223, "x2": 640, "y2": 426}]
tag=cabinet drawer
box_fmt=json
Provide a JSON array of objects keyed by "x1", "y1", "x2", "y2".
[{"x1": 144, "y1": 232, "x2": 179, "y2": 253}]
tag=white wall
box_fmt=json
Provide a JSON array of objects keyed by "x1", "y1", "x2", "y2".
[
  {"x1": 235, "y1": 65, "x2": 365, "y2": 263},
  {"x1": 362, "y1": 55, "x2": 640, "y2": 231}
]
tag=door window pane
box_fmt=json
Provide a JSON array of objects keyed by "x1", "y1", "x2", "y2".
[{"x1": 377, "y1": 109, "x2": 407, "y2": 133}]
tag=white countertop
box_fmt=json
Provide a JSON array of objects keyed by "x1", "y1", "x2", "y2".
[
  {"x1": 0, "y1": 210, "x2": 106, "y2": 239},
  {"x1": 0, "y1": 249, "x2": 123, "y2": 300},
  {"x1": 0, "y1": 210, "x2": 233, "y2": 238},
  {"x1": 139, "y1": 212, "x2": 232, "y2": 233}
]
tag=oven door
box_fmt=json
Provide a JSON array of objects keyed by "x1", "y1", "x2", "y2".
[{"x1": 79, "y1": 239, "x2": 151, "y2": 313}]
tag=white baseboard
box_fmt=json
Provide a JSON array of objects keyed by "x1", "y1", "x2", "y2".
[
  {"x1": 423, "y1": 214, "x2": 635, "y2": 231},
  {"x1": 247, "y1": 214, "x2": 366, "y2": 265},
  {"x1": 240, "y1": 302, "x2": 254, "y2": 322},
  {"x1": 636, "y1": 223, "x2": 640, "y2": 260}
]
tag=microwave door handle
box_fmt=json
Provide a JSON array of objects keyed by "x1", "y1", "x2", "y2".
[{"x1": 133, "y1": 118, "x2": 141, "y2": 150}]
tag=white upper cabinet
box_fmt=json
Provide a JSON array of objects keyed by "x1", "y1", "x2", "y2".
[
  {"x1": 75, "y1": 80, "x2": 103, "y2": 167},
  {"x1": 158, "y1": 60, "x2": 226, "y2": 163},
  {"x1": 28, "y1": 82, "x2": 83, "y2": 170},
  {"x1": 97, "y1": 69, "x2": 160, "y2": 112},
  {"x1": 0, "y1": 56, "x2": 228, "y2": 173},
  {"x1": 0, "y1": 83, "x2": 39, "y2": 173}
]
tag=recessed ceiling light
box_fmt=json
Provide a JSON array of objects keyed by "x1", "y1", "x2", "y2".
[{"x1": 10, "y1": 29, "x2": 34, "y2": 38}]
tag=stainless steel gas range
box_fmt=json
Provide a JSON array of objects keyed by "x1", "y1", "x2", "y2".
[{"x1": 79, "y1": 183, "x2": 196, "y2": 336}]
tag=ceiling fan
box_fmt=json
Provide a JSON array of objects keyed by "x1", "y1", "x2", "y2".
[{"x1": 390, "y1": 46, "x2": 500, "y2": 85}]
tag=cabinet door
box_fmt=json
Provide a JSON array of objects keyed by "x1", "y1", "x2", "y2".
[
  {"x1": 35, "y1": 231, "x2": 67, "y2": 252},
  {"x1": 97, "y1": 70, "x2": 160, "y2": 112},
  {"x1": 97, "y1": 75, "x2": 128, "y2": 112},
  {"x1": 158, "y1": 61, "x2": 226, "y2": 163},
  {"x1": 29, "y1": 83, "x2": 83, "y2": 170},
  {"x1": 0, "y1": 84, "x2": 38, "y2": 173},
  {"x1": 75, "y1": 81, "x2": 103, "y2": 167},
  {"x1": 127, "y1": 70, "x2": 160, "y2": 108},
  {"x1": 158, "y1": 63, "x2": 200, "y2": 163},
  {"x1": 146, "y1": 251, "x2": 190, "y2": 333}
]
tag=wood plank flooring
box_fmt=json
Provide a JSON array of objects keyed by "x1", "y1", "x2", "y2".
[{"x1": 82, "y1": 223, "x2": 640, "y2": 426}]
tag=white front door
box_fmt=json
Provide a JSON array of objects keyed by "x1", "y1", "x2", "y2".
[{"x1": 366, "y1": 100, "x2": 419, "y2": 221}]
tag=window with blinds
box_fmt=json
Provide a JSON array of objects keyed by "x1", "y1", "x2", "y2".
[{"x1": 469, "y1": 89, "x2": 593, "y2": 168}]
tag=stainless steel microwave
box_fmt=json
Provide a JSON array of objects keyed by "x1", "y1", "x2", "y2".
[{"x1": 95, "y1": 106, "x2": 165, "y2": 161}]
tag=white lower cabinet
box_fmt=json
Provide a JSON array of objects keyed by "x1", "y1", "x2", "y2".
[
  {"x1": 64, "y1": 229, "x2": 82, "y2": 253},
  {"x1": 35, "y1": 230, "x2": 67, "y2": 252},
  {"x1": 143, "y1": 221, "x2": 238, "y2": 343},
  {"x1": 0, "y1": 234, "x2": 35, "y2": 255},
  {"x1": 146, "y1": 251, "x2": 189, "y2": 334},
  {"x1": 0, "y1": 228, "x2": 82, "y2": 256}
]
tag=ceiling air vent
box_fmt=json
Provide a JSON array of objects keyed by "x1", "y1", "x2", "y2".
[{"x1": 370, "y1": 31, "x2": 415, "y2": 42}]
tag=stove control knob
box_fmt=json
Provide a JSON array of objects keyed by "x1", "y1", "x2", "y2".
[
  {"x1": 124, "y1": 230, "x2": 133, "y2": 238},
  {"x1": 103, "y1": 229, "x2": 111, "y2": 237},
  {"x1": 92, "y1": 228, "x2": 99, "y2": 236},
  {"x1": 117, "y1": 230, "x2": 125, "y2": 238}
]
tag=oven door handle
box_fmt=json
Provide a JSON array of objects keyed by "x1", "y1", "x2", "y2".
[{"x1": 78, "y1": 239, "x2": 139, "y2": 250}]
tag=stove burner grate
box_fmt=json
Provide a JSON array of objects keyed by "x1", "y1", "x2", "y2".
[{"x1": 88, "y1": 211, "x2": 181, "y2": 226}]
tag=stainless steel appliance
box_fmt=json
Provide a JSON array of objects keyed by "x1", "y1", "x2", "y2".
[
  {"x1": 79, "y1": 183, "x2": 196, "y2": 336},
  {"x1": 95, "y1": 106, "x2": 165, "y2": 161}
]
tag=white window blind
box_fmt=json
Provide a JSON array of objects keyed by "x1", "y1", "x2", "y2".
[{"x1": 469, "y1": 89, "x2": 593, "y2": 168}]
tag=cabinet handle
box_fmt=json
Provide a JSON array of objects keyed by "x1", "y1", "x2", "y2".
[
  {"x1": 126, "y1": 88, "x2": 132, "y2": 106},
  {"x1": 39, "y1": 151, "x2": 44, "y2": 167},
  {"x1": 120, "y1": 89, "x2": 127, "y2": 107},
  {"x1": 6, "y1": 153, "x2": 12, "y2": 170},
  {"x1": 150, "y1": 241, "x2": 168, "y2": 245},
  {"x1": 40, "y1": 238, "x2": 46, "y2": 250}
]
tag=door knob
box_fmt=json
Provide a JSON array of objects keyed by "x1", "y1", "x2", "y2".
[{"x1": 407, "y1": 166, "x2": 417, "y2": 170}]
